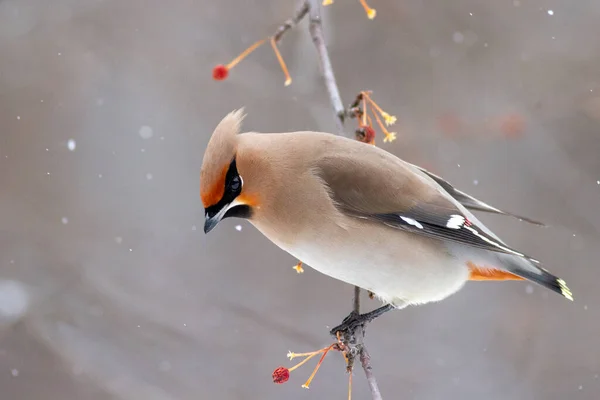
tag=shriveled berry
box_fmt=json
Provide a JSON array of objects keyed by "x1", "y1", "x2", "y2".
[
  {"x1": 272, "y1": 367, "x2": 290, "y2": 384},
  {"x1": 363, "y1": 126, "x2": 376, "y2": 143}
]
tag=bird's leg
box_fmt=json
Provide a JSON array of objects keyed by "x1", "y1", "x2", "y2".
[{"x1": 329, "y1": 304, "x2": 395, "y2": 337}]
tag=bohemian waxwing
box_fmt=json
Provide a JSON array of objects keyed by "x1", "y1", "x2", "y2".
[{"x1": 200, "y1": 109, "x2": 573, "y2": 326}]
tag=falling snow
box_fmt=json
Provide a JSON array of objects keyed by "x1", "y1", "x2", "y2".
[
  {"x1": 146, "y1": 173, "x2": 153, "y2": 180},
  {"x1": 547, "y1": 10, "x2": 554, "y2": 16},
  {"x1": 11, "y1": 369, "x2": 19, "y2": 377},
  {"x1": 473, "y1": 179, "x2": 479, "y2": 186},
  {"x1": 235, "y1": 225, "x2": 242, "y2": 231},
  {"x1": 139, "y1": 126, "x2": 154, "y2": 139},
  {"x1": 0, "y1": 280, "x2": 30, "y2": 321},
  {"x1": 67, "y1": 139, "x2": 76, "y2": 151},
  {"x1": 16, "y1": 116, "x2": 20, "y2": 120},
  {"x1": 192, "y1": 225, "x2": 197, "y2": 231},
  {"x1": 525, "y1": 285, "x2": 534, "y2": 294},
  {"x1": 61, "y1": 217, "x2": 69, "y2": 224},
  {"x1": 452, "y1": 32, "x2": 465, "y2": 44}
]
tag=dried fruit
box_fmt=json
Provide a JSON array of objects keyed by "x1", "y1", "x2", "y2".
[{"x1": 272, "y1": 367, "x2": 290, "y2": 384}]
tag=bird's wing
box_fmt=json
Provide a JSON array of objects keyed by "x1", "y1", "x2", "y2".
[
  {"x1": 314, "y1": 144, "x2": 536, "y2": 260},
  {"x1": 409, "y1": 164, "x2": 546, "y2": 226}
]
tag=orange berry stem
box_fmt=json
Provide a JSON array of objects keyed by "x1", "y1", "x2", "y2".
[
  {"x1": 363, "y1": 92, "x2": 385, "y2": 116},
  {"x1": 226, "y1": 38, "x2": 266, "y2": 70},
  {"x1": 288, "y1": 349, "x2": 326, "y2": 372},
  {"x1": 270, "y1": 37, "x2": 292, "y2": 86},
  {"x1": 289, "y1": 348, "x2": 326, "y2": 360},
  {"x1": 359, "y1": 0, "x2": 376, "y2": 19},
  {"x1": 301, "y1": 344, "x2": 336, "y2": 388},
  {"x1": 348, "y1": 371, "x2": 353, "y2": 400},
  {"x1": 371, "y1": 107, "x2": 392, "y2": 139},
  {"x1": 361, "y1": 95, "x2": 368, "y2": 127}
]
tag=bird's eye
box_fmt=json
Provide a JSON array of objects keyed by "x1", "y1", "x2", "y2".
[{"x1": 229, "y1": 176, "x2": 241, "y2": 191}]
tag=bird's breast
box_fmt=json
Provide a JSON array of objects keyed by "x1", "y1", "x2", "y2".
[{"x1": 253, "y1": 218, "x2": 470, "y2": 306}]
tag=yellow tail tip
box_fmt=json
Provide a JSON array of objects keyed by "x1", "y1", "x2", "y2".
[{"x1": 557, "y1": 279, "x2": 574, "y2": 301}]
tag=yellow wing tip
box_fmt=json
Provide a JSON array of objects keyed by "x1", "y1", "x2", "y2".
[{"x1": 557, "y1": 279, "x2": 574, "y2": 301}]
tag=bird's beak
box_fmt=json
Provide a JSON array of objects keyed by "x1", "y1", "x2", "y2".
[
  {"x1": 203, "y1": 199, "x2": 245, "y2": 234},
  {"x1": 203, "y1": 213, "x2": 221, "y2": 234},
  {"x1": 204, "y1": 206, "x2": 227, "y2": 234}
]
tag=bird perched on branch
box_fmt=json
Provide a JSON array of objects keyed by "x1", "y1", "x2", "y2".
[{"x1": 200, "y1": 109, "x2": 573, "y2": 332}]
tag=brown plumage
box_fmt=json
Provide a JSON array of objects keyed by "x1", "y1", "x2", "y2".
[{"x1": 200, "y1": 109, "x2": 573, "y2": 307}]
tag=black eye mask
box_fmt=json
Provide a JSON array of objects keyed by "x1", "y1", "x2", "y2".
[{"x1": 205, "y1": 158, "x2": 252, "y2": 220}]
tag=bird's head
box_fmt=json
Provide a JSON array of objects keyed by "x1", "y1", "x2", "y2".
[{"x1": 200, "y1": 108, "x2": 258, "y2": 234}]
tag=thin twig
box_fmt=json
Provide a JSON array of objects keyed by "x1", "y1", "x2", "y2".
[
  {"x1": 307, "y1": 0, "x2": 347, "y2": 135},
  {"x1": 273, "y1": 1, "x2": 309, "y2": 42},
  {"x1": 360, "y1": 347, "x2": 383, "y2": 400},
  {"x1": 353, "y1": 285, "x2": 361, "y2": 314},
  {"x1": 270, "y1": 0, "x2": 345, "y2": 134}
]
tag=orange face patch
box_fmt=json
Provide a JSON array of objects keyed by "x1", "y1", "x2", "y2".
[
  {"x1": 236, "y1": 192, "x2": 259, "y2": 207},
  {"x1": 200, "y1": 165, "x2": 228, "y2": 207},
  {"x1": 467, "y1": 261, "x2": 524, "y2": 281}
]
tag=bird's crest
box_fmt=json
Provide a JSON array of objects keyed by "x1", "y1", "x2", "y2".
[{"x1": 200, "y1": 108, "x2": 246, "y2": 207}]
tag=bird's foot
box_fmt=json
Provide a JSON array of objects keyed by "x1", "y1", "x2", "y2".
[
  {"x1": 329, "y1": 311, "x2": 363, "y2": 339},
  {"x1": 329, "y1": 304, "x2": 394, "y2": 339}
]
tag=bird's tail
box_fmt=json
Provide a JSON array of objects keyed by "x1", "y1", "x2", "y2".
[{"x1": 499, "y1": 254, "x2": 573, "y2": 301}]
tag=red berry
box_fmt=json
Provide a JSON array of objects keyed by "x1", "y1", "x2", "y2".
[
  {"x1": 272, "y1": 367, "x2": 290, "y2": 384},
  {"x1": 364, "y1": 126, "x2": 376, "y2": 143},
  {"x1": 212, "y1": 65, "x2": 229, "y2": 81}
]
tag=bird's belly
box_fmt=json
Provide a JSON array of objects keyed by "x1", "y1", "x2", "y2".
[{"x1": 283, "y1": 233, "x2": 470, "y2": 307}]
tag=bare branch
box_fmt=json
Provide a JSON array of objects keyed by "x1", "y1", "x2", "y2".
[
  {"x1": 272, "y1": 1, "x2": 309, "y2": 42},
  {"x1": 307, "y1": 0, "x2": 347, "y2": 135},
  {"x1": 353, "y1": 285, "x2": 361, "y2": 314},
  {"x1": 360, "y1": 347, "x2": 383, "y2": 400}
]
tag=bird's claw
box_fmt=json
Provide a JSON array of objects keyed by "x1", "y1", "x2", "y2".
[
  {"x1": 329, "y1": 304, "x2": 395, "y2": 339},
  {"x1": 329, "y1": 311, "x2": 367, "y2": 338}
]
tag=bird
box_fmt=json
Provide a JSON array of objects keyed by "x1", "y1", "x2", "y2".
[{"x1": 200, "y1": 109, "x2": 573, "y2": 332}]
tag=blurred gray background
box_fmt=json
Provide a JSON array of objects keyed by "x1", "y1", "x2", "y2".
[{"x1": 1, "y1": 0, "x2": 600, "y2": 399}]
